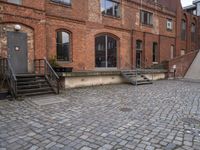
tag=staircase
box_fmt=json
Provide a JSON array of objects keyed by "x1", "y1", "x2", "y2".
[
  {"x1": 16, "y1": 74, "x2": 55, "y2": 97},
  {"x1": 0, "y1": 58, "x2": 59, "y2": 99},
  {"x1": 185, "y1": 50, "x2": 200, "y2": 80},
  {"x1": 121, "y1": 70, "x2": 152, "y2": 85}
]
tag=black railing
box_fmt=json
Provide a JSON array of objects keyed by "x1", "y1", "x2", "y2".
[
  {"x1": 0, "y1": 58, "x2": 17, "y2": 98},
  {"x1": 34, "y1": 58, "x2": 60, "y2": 94}
]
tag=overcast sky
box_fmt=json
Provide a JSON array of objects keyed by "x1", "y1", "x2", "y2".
[{"x1": 181, "y1": 0, "x2": 193, "y2": 7}]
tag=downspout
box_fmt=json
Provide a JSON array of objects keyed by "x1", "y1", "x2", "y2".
[{"x1": 131, "y1": 30, "x2": 134, "y2": 69}]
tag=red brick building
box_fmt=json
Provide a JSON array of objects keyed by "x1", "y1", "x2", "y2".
[{"x1": 0, "y1": 0, "x2": 199, "y2": 73}]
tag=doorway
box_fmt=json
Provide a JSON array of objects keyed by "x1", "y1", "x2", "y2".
[
  {"x1": 7, "y1": 31, "x2": 28, "y2": 74},
  {"x1": 95, "y1": 35, "x2": 117, "y2": 68},
  {"x1": 136, "y1": 40, "x2": 143, "y2": 68}
]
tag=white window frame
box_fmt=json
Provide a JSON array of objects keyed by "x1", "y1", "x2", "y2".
[{"x1": 167, "y1": 19, "x2": 173, "y2": 30}]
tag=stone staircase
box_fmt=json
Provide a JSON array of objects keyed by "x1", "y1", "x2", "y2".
[
  {"x1": 121, "y1": 70, "x2": 152, "y2": 85},
  {"x1": 16, "y1": 74, "x2": 55, "y2": 97},
  {"x1": 185, "y1": 50, "x2": 200, "y2": 80}
]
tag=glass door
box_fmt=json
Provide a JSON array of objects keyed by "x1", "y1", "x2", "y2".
[{"x1": 95, "y1": 35, "x2": 117, "y2": 68}]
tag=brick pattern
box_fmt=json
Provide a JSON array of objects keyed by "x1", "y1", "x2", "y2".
[
  {"x1": 167, "y1": 50, "x2": 199, "y2": 78},
  {"x1": 0, "y1": 0, "x2": 199, "y2": 71}
]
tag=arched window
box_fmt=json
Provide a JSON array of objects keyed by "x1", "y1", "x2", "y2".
[
  {"x1": 95, "y1": 34, "x2": 118, "y2": 68},
  {"x1": 181, "y1": 19, "x2": 186, "y2": 41},
  {"x1": 56, "y1": 31, "x2": 71, "y2": 61},
  {"x1": 191, "y1": 23, "x2": 196, "y2": 42}
]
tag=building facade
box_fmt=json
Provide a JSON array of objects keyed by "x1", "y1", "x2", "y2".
[{"x1": 0, "y1": 0, "x2": 199, "y2": 73}]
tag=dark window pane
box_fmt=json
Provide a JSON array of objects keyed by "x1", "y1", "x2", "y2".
[
  {"x1": 107, "y1": 36, "x2": 117, "y2": 67},
  {"x1": 140, "y1": 10, "x2": 153, "y2": 26},
  {"x1": 95, "y1": 35, "x2": 117, "y2": 68},
  {"x1": 181, "y1": 20, "x2": 186, "y2": 41},
  {"x1": 191, "y1": 23, "x2": 195, "y2": 42},
  {"x1": 153, "y1": 42, "x2": 158, "y2": 62},
  {"x1": 56, "y1": 31, "x2": 70, "y2": 61},
  {"x1": 95, "y1": 36, "x2": 106, "y2": 67},
  {"x1": 106, "y1": 0, "x2": 114, "y2": 16},
  {"x1": 136, "y1": 40, "x2": 142, "y2": 50}
]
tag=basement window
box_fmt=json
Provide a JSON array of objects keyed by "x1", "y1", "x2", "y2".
[
  {"x1": 51, "y1": 0, "x2": 71, "y2": 6},
  {"x1": 7, "y1": 0, "x2": 22, "y2": 5},
  {"x1": 101, "y1": 0, "x2": 120, "y2": 18}
]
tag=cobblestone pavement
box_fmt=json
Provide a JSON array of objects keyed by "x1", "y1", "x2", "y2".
[{"x1": 1, "y1": 80, "x2": 200, "y2": 150}]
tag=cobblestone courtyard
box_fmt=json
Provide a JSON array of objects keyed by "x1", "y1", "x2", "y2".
[{"x1": 1, "y1": 80, "x2": 200, "y2": 150}]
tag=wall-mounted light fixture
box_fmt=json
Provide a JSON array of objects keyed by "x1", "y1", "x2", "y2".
[{"x1": 14, "y1": 24, "x2": 21, "y2": 31}]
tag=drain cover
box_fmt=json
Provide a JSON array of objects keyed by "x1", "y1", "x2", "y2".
[
  {"x1": 120, "y1": 108, "x2": 132, "y2": 112},
  {"x1": 181, "y1": 117, "x2": 200, "y2": 125}
]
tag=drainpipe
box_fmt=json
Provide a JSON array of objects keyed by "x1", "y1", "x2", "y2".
[{"x1": 131, "y1": 30, "x2": 134, "y2": 70}]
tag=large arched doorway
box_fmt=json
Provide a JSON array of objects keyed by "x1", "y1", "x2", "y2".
[{"x1": 95, "y1": 34, "x2": 117, "y2": 68}]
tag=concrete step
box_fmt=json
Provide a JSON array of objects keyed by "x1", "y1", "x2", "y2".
[
  {"x1": 121, "y1": 70, "x2": 152, "y2": 86},
  {"x1": 15, "y1": 73, "x2": 56, "y2": 97}
]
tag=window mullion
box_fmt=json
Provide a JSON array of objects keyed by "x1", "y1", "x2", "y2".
[{"x1": 105, "y1": 35, "x2": 108, "y2": 68}]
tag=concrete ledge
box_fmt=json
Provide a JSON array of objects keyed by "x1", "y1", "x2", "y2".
[
  {"x1": 60, "y1": 70, "x2": 167, "y2": 89},
  {"x1": 63, "y1": 75, "x2": 126, "y2": 89},
  {"x1": 59, "y1": 69, "x2": 167, "y2": 77},
  {"x1": 59, "y1": 70, "x2": 121, "y2": 77}
]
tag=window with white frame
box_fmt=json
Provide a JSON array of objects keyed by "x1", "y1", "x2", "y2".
[
  {"x1": 101, "y1": 0, "x2": 120, "y2": 18},
  {"x1": 7, "y1": 0, "x2": 22, "y2": 5},
  {"x1": 140, "y1": 10, "x2": 153, "y2": 26},
  {"x1": 51, "y1": 0, "x2": 71, "y2": 5},
  {"x1": 167, "y1": 19, "x2": 173, "y2": 30}
]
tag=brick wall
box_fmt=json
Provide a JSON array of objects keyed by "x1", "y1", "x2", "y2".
[
  {"x1": 167, "y1": 50, "x2": 199, "y2": 78},
  {"x1": 0, "y1": 0, "x2": 199, "y2": 71}
]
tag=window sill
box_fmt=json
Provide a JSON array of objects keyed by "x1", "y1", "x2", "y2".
[
  {"x1": 141, "y1": 23, "x2": 153, "y2": 28},
  {"x1": 153, "y1": 62, "x2": 158, "y2": 65},
  {"x1": 57, "y1": 60, "x2": 72, "y2": 64},
  {"x1": 50, "y1": 1, "x2": 72, "y2": 8},
  {"x1": 102, "y1": 14, "x2": 121, "y2": 20},
  {"x1": 167, "y1": 29, "x2": 173, "y2": 32}
]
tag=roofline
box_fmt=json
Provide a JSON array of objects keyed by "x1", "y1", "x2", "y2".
[{"x1": 183, "y1": 5, "x2": 196, "y2": 10}]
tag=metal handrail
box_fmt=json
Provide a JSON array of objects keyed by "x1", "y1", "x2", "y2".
[
  {"x1": 7, "y1": 59, "x2": 17, "y2": 81},
  {"x1": 34, "y1": 58, "x2": 60, "y2": 94},
  {"x1": 44, "y1": 58, "x2": 59, "y2": 80},
  {"x1": 0, "y1": 58, "x2": 17, "y2": 98}
]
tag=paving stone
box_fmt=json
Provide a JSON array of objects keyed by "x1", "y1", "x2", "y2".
[
  {"x1": 164, "y1": 143, "x2": 177, "y2": 150},
  {"x1": 80, "y1": 146, "x2": 92, "y2": 150},
  {"x1": 1, "y1": 81, "x2": 200, "y2": 149}
]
